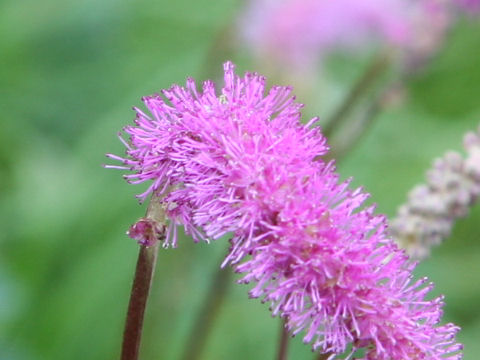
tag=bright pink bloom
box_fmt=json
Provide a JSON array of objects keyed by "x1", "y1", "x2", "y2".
[{"x1": 107, "y1": 62, "x2": 462, "y2": 359}]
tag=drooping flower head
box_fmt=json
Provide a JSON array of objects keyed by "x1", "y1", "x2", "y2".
[{"x1": 107, "y1": 62, "x2": 462, "y2": 359}]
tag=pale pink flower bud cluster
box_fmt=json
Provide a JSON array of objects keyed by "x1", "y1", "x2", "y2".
[
  {"x1": 107, "y1": 63, "x2": 462, "y2": 359},
  {"x1": 390, "y1": 126, "x2": 480, "y2": 259}
]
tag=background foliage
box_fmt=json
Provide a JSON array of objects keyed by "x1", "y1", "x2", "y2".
[{"x1": 1, "y1": 0, "x2": 479, "y2": 359}]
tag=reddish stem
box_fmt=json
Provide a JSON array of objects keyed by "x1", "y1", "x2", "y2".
[
  {"x1": 121, "y1": 244, "x2": 159, "y2": 360},
  {"x1": 276, "y1": 319, "x2": 290, "y2": 360}
]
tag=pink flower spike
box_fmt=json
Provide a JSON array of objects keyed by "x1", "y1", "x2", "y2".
[{"x1": 107, "y1": 62, "x2": 462, "y2": 359}]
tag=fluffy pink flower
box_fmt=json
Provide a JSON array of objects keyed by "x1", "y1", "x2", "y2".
[{"x1": 107, "y1": 62, "x2": 462, "y2": 359}]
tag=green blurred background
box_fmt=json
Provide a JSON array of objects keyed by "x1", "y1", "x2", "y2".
[{"x1": 1, "y1": 0, "x2": 479, "y2": 359}]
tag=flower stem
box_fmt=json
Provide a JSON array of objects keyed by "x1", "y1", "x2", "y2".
[
  {"x1": 121, "y1": 195, "x2": 166, "y2": 360},
  {"x1": 276, "y1": 319, "x2": 290, "y2": 360},
  {"x1": 326, "y1": 80, "x2": 403, "y2": 162},
  {"x1": 316, "y1": 352, "x2": 333, "y2": 360},
  {"x1": 121, "y1": 244, "x2": 159, "y2": 360},
  {"x1": 180, "y1": 262, "x2": 232, "y2": 360},
  {"x1": 326, "y1": 90, "x2": 383, "y2": 161},
  {"x1": 322, "y1": 52, "x2": 390, "y2": 138}
]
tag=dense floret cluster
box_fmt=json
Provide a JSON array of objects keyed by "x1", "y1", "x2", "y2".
[{"x1": 107, "y1": 62, "x2": 462, "y2": 359}]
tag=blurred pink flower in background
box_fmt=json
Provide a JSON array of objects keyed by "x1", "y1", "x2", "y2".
[
  {"x1": 455, "y1": 0, "x2": 480, "y2": 11},
  {"x1": 240, "y1": 0, "x2": 411, "y2": 68},
  {"x1": 240, "y1": 0, "x2": 475, "y2": 72},
  {"x1": 403, "y1": 0, "x2": 452, "y2": 69}
]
